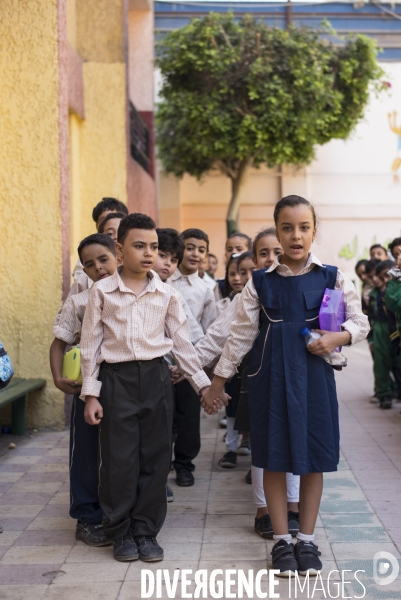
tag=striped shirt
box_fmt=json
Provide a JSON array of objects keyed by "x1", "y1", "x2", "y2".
[
  {"x1": 167, "y1": 269, "x2": 217, "y2": 333},
  {"x1": 214, "y1": 253, "x2": 370, "y2": 379},
  {"x1": 54, "y1": 273, "x2": 91, "y2": 328},
  {"x1": 80, "y1": 269, "x2": 211, "y2": 399},
  {"x1": 53, "y1": 289, "x2": 90, "y2": 345}
]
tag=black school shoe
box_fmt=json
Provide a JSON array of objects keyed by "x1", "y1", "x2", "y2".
[
  {"x1": 288, "y1": 511, "x2": 300, "y2": 536},
  {"x1": 76, "y1": 521, "x2": 112, "y2": 547},
  {"x1": 135, "y1": 536, "x2": 164, "y2": 562},
  {"x1": 379, "y1": 396, "x2": 393, "y2": 409},
  {"x1": 176, "y1": 469, "x2": 194, "y2": 487},
  {"x1": 271, "y1": 540, "x2": 298, "y2": 577},
  {"x1": 113, "y1": 532, "x2": 139, "y2": 562},
  {"x1": 166, "y1": 484, "x2": 175, "y2": 502},
  {"x1": 294, "y1": 540, "x2": 322, "y2": 575},
  {"x1": 218, "y1": 451, "x2": 237, "y2": 468},
  {"x1": 245, "y1": 469, "x2": 252, "y2": 484},
  {"x1": 254, "y1": 514, "x2": 274, "y2": 539}
]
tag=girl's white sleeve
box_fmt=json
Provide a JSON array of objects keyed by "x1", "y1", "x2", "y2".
[
  {"x1": 214, "y1": 279, "x2": 261, "y2": 378},
  {"x1": 335, "y1": 270, "x2": 370, "y2": 344}
]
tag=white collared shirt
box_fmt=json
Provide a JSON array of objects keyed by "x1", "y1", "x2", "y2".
[
  {"x1": 80, "y1": 269, "x2": 210, "y2": 398},
  {"x1": 167, "y1": 269, "x2": 217, "y2": 333},
  {"x1": 214, "y1": 253, "x2": 370, "y2": 379}
]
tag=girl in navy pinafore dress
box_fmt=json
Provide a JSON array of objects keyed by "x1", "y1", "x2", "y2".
[{"x1": 204, "y1": 196, "x2": 369, "y2": 577}]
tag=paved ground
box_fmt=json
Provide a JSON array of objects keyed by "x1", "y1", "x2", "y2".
[{"x1": 0, "y1": 345, "x2": 400, "y2": 599}]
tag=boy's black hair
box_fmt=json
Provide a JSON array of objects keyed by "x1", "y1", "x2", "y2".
[
  {"x1": 365, "y1": 258, "x2": 381, "y2": 274},
  {"x1": 117, "y1": 213, "x2": 157, "y2": 244},
  {"x1": 375, "y1": 259, "x2": 395, "y2": 276},
  {"x1": 388, "y1": 237, "x2": 401, "y2": 254},
  {"x1": 370, "y1": 243, "x2": 387, "y2": 253},
  {"x1": 355, "y1": 259, "x2": 368, "y2": 272},
  {"x1": 77, "y1": 233, "x2": 116, "y2": 261},
  {"x1": 92, "y1": 198, "x2": 128, "y2": 223},
  {"x1": 252, "y1": 227, "x2": 277, "y2": 257},
  {"x1": 181, "y1": 228, "x2": 209, "y2": 252},
  {"x1": 226, "y1": 232, "x2": 252, "y2": 250},
  {"x1": 208, "y1": 253, "x2": 218, "y2": 261},
  {"x1": 98, "y1": 211, "x2": 127, "y2": 233},
  {"x1": 156, "y1": 228, "x2": 185, "y2": 263},
  {"x1": 223, "y1": 254, "x2": 240, "y2": 298},
  {"x1": 238, "y1": 250, "x2": 253, "y2": 266}
]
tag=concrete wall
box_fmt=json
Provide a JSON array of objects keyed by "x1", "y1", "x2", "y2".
[
  {"x1": 0, "y1": 0, "x2": 66, "y2": 427},
  {"x1": 159, "y1": 62, "x2": 401, "y2": 280}
]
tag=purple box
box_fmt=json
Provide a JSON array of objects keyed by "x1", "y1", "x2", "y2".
[{"x1": 319, "y1": 288, "x2": 345, "y2": 350}]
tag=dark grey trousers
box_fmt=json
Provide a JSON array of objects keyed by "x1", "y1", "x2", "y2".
[{"x1": 98, "y1": 358, "x2": 173, "y2": 541}]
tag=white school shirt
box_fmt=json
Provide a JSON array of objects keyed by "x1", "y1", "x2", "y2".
[
  {"x1": 167, "y1": 269, "x2": 217, "y2": 333},
  {"x1": 214, "y1": 252, "x2": 370, "y2": 380}
]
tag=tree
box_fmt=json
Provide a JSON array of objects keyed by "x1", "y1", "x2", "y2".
[{"x1": 155, "y1": 13, "x2": 384, "y2": 235}]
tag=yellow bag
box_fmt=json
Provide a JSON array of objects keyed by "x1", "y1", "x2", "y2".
[{"x1": 62, "y1": 346, "x2": 82, "y2": 385}]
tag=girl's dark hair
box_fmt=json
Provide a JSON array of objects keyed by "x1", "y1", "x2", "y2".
[
  {"x1": 252, "y1": 227, "x2": 277, "y2": 257},
  {"x1": 118, "y1": 213, "x2": 156, "y2": 244},
  {"x1": 365, "y1": 258, "x2": 381, "y2": 274},
  {"x1": 98, "y1": 211, "x2": 127, "y2": 233},
  {"x1": 92, "y1": 198, "x2": 128, "y2": 223},
  {"x1": 156, "y1": 228, "x2": 185, "y2": 263},
  {"x1": 222, "y1": 254, "x2": 240, "y2": 298},
  {"x1": 273, "y1": 195, "x2": 317, "y2": 228},
  {"x1": 375, "y1": 259, "x2": 395, "y2": 275},
  {"x1": 355, "y1": 259, "x2": 368, "y2": 272},
  {"x1": 388, "y1": 237, "x2": 401, "y2": 254},
  {"x1": 238, "y1": 250, "x2": 253, "y2": 266},
  {"x1": 78, "y1": 233, "x2": 116, "y2": 261}
]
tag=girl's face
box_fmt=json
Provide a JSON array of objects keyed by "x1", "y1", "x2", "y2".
[
  {"x1": 276, "y1": 205, "x2": 316, "y2": 268},
  {"x1": 228, "y1": 263, "x2": 243, "y2": 293},
  {"x1": 355, "y1": 265, "x2": 367, "y2": 283},
  {"x1": 392, "y1": 245, "x2": 401, "y2": 266},
  {"x1": 253, "y1": 235, "x2": 283, "y2": 270},
  {"x1": 238, "y1": 257, "x2": 256, "y2": 286}
]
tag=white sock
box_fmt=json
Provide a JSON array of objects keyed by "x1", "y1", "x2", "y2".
[
  {"x1": 297, "y1": 532, "x2": 315, "y2": 543},
  {"x1": 273, "y1": 534, "x2": 292, "y2": 543}
]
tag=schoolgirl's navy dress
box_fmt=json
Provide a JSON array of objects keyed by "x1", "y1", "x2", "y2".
[{"x1": 247, "y1": 263, "x2": 340, "y2": 475}]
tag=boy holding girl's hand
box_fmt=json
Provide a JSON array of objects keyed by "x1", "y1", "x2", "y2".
[{"x1": 80, "y1": 214, "x2": 226, "y2": 563}]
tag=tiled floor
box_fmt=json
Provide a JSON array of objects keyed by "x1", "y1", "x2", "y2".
[{"x1": 0, "y1": 344, "x2": 401, "y2": 599}]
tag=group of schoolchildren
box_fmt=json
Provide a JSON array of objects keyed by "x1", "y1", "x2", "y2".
[
  {"x1": 50, "y1": 194, "x2": 369, "y2": 577},
  {"x1": 355, "y1": 240, "x2": 401, "y2": 410}
]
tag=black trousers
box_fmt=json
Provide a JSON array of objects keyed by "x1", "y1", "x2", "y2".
[
  {"x1": 98, "y1": 359, "x2": 173, "y2": 541},
  {"x1": 69, "y1": 394, "x2": 102, "y2": 524},
  {"x1": 172, "y1": 379, "x2": 201, "y2": 473}
]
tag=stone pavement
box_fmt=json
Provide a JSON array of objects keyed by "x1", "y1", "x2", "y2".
[{"x1": 0, "y1": 344, "x2": 400, "y2": 599}]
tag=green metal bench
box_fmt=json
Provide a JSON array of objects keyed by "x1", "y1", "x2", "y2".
[{"x1": 0, "y1": 378, "x2": 46, "y2": 435}]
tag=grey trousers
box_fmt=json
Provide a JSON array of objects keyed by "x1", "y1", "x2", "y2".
[{"x1": 98, "y1": 358, "x2": 173, "y2": 541}]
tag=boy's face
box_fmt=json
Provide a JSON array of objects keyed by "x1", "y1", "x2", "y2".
[
  {"x1": 102, "y1": 217, "x2": 122, "y2": 242},
  {"x1": 238, "y1": 257, "x2": 256, "y2": 287},
  {"x1": 365, "y1": 270, "x2": 374, "y2": 286},
  {"x1": 253, "y1": 235, "x2": 283, "y2": 270},
  {"x1": 225, "y1": 236, "x2": 248, "y2": 262},
  {"x1": 208, "y1": 256, "x2": 218, "y2": 276},
  {"x1": 117, "y1": 228, "x2": 158, "y2": 275},
  {"x1": 370, "y1": 247, "x2": 387, "y2": 261},
  {"x1": 378, "y1": 268, "x2": 391, "y2": 289},
  {"x1": 96, "y1": 208, "x2": 119, "y2": 230},
  {"x1": 355, "y1": 265, "x2": 367, "y2": 283},
  {"x1": 81, "y1": 244, "x2": 117, "y2": 283},
  {"x1": 392, "y1": 245, "x2": 401, "y2": 266},
  {"x1": 153, "y1": 250, "x2": 179, "y2": 282},
  {"x1": 180, "y1": 237, "x2": 208, "y2": 275}
]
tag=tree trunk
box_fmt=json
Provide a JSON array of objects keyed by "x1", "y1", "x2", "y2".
[{"x1": 226, "y1": 159, "x2": 251, "y2": 236}]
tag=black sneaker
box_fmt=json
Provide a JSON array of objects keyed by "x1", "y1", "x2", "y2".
[
  {"x1": 288, "y1": 511, "x2": 300, "y2": 536},
  {"x1": 254, "y1": 514, "x2": 273, "y2": 539},
  {"x1": 166, "y1": 484, "x2": 174, "y2": 503},
  {"x1": 294, "y1": 540, "x2": 322, "y2": 575},
  {"x1": 76, "y1": 521, "x2": 112, "y2": 547},
  {"x1": 113, "y1": 531, "x2": 139, "y2": 562},
  {"x1": 135, "y1": 536, "x2": 164, "y2": 562},
  {"x1": 379, "y1": 396, "x2": 393, "y2": 409},
  {"x1": 176, "y1": 469, "x2": 194, "y2": 487},
  {"x1": 271, "y1": 540, "x2": 298, "y2": 577},
  {"x1": 237, "y1": 439, "x2": 251, "y2": 455},
  {"x1": 245, "y1": 469, "x2": 252, "y2": 484},
  {"x1": 218, "y1": 451, "x2": 237, "y2": 468}
]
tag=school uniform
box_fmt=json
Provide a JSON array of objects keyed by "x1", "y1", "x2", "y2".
[
  {"x1": 214, "y1": 254, "x2": 369, "y2": 475},
  {"x1": 167, "y1": 269, "x2": 217, "y2": 475},
  {"x1": 53, "y1": 289, "x2": 101, "y2": 525},
  {"x1": 202, "y1": 272, "x2": 217, "y2": 294},
  {"x1": 54, "y1": 272, "x2": 91, "y2": 328},
  {"x1": 80, "y1": 269, "x2": 210, "y2": 541}
]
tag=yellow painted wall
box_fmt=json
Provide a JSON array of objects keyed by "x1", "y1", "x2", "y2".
[{"x1": 0, "y1": 0, "x2": 65, "y2": 427}]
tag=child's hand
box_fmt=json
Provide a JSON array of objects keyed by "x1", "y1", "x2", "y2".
[
  {"x1": 200, "y1": 386, "x2": 230, "y2": 415},
  {"x1": 84, "y1": 396, "x2": 103, "y2": 425},
  {"x1": 55, "y1": 377, "x2": 81, "y2": 395},
  {"x1": 308, "y1": 330, "x2": 351, "y2": 356},
  {"x1": 168, "y1": 365, "x2": 185, "y2": 384}
]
